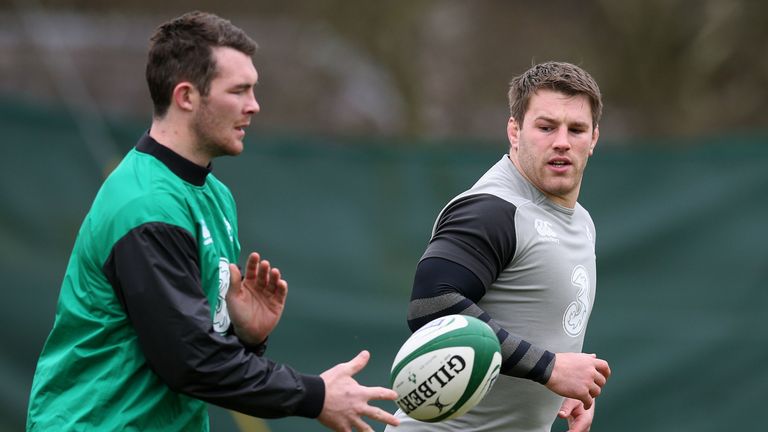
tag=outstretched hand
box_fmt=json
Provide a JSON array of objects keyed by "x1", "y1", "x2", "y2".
[
  {"x1": 545, "y1": 352, "x2": 610, "y2": 410},
  {"x1": 227, "y1": 252, "x2": 287, "y2": 345},
  {"x1": 318, "y1": 351, "x2": 400, "y2": 432}
]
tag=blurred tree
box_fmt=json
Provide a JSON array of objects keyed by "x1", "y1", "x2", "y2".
[
  {"x1": 592, "y1": 0, "x2": 768, "y2": 139},
  {"x1": 2, "y1": 0, "x2": 766, "y2": 142}
]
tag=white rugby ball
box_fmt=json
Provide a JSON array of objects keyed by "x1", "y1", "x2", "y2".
[{"x1": 390, "y1": 314, "x2": 502, "y2": 422}]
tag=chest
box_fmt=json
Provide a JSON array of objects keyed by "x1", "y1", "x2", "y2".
[
  {"x1": 481, "y1": 205, "x2": 596, "y2": 345},
  {"x1": 187, "y1": 187, "x2": 241, "y2": 329}
]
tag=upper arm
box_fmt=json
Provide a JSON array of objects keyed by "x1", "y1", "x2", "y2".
[{"x1": 422, "y1": 193, "x2": 518, "y2": 287}]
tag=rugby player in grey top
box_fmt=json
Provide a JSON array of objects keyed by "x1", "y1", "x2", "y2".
[{"x1": 387, "y1": 62, "x2": 611, "y2": 432}]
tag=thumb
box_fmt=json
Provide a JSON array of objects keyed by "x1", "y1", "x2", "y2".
[
  {"x1": 558, "y1": 403, "x2": 574, "y2": 419},
  {"x1": 229, "y1": 264, "x2": 242, "y2": 284},
  {"x1": 345, "y1": 350, "x2": 371, "y2": 375},
  {"x1": 228, "y1": 264, "x2": 243, "y2": 298}
]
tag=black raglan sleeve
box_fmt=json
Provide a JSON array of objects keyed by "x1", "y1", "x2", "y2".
[
  {"x1": 103, "y1": 222, "x2": 324, "y2": 419},
  {"x1": 409, "y1": 194, "x2": 556, "y2": 384}
]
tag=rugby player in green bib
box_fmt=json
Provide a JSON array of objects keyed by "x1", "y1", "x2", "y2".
[{"x1": 27, "y1": 11, "x2": 399, "y2": 432}]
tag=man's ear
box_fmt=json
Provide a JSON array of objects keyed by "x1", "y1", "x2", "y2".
[
  {"x1": 507, "y1": 117, "x2": 520, "y2": 151},
  {"x1": 172, "y1": 82, "x2": 198, "y2": 113},
  {"x1": 589, "y1": 126, "x2": 599, "y2": 156}
]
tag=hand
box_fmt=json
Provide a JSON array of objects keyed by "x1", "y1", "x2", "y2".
[
  {"x1": 318, "y1": 351, "x2": 400, "y2": 432},
  {"x1": 558, "y1": 398, "x2": 594, "y2": 432},
  {"x1": 544, "y1": 353, "x2": 610, "y2": 410},
  {"x1": 226, "y1": 252, "x2": 287, "y2": 345}
]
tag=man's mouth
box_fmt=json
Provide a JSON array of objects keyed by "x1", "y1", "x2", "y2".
[{"x1": 548, "y1": 158, "x2": 572, "y2": 171}]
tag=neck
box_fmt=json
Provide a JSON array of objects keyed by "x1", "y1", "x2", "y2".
[
  {"x1": 507, "y1": 151, "x2": 578, "y2": 209},
  {"x1": 149, "y1": 118, "x2": 210, "y2": 167}
]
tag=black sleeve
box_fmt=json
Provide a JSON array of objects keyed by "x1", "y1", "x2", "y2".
[
  {"x1": 408, "y1": 193, "x2": 556, "y2": 384},
  {"x1": 421, "y1": 194, "x2": 518, "y2": 287},
  {"x1": 103, "y1": 222, "x2": 324, "y2": 419}
]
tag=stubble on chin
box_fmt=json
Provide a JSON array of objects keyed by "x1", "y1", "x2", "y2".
[{"x1": 191, "y1": 106, "x2": 242, "y2": 159}]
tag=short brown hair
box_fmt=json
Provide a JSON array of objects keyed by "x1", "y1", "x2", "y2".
[
  {"x1": 508, "y1": 62, "x2": 602, "y2": 129},
  {"x1": 146, "y1": 11, "x2": 257, "y2": 117}
]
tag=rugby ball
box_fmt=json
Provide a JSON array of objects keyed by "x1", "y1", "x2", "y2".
[{"x1": 390, "y1": 314, "x2": 501, "y2": 422}]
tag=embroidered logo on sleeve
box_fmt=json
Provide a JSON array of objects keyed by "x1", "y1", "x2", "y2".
[
  {"x1": 200, "y1": 219, "x2": 213, "y2": 246},
  {"x1": 224, "y1": 218, "x2": 234, "y2": 243},
  {"x1": 213, "y1": 258, "x2": 231, "y2": 333}
]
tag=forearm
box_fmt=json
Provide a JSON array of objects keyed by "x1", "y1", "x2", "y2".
[
  {"x1": 407, "y1": 257, "x2": 555, "y2": 384},
  {"x1": 104, "y1": 222, "x2": 325, "y2": 418},
  {"x1": 144, "y1": 319, "x2": 323, "y2": 419}
]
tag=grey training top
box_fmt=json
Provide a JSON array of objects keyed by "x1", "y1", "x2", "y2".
[{"x1": 389, "y1": 155, "x2": 597, "y2": 432}]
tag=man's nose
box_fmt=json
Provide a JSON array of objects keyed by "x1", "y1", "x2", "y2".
[
  {"x1": 552, "y1": 126, "x2": 571, "y2": 150},
  {"x1": 245, "y1": 93, "x2": 260, "y2": 114}
]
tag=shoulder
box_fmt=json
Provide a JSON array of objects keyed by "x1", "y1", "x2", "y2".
[
  {"x1": 441, "y1": 193, "x2": 519, "y2": 225},
  {"x1": 206, "y1": 172, "x2": 230, "y2": 192},
  {"x1": 205, "y1": 173, "x2": 236, "y2": 206},
  {"x1": 571, "y1": 202, "x2": 596, "y2": 232},
  {"x1": 434, "y1": 193, "x2": 522, "y2": 252},
  {"x1": 574, "y1": 202, "x2": 594, "y2": 220},
  {"x1": 92, "y1": 159, "x2": 197, "y2": 239}
]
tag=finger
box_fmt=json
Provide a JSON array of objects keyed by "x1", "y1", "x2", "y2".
[
  {"x1": 268, "y1": 267, "x2": 282, "y2": 293},
  {"x1": 595, "y1": 359, "x2": 611, "y2": 378},
  {"x1": 589, "y1": 384, "x2": 601, "y2": 398},
  {"x1": 344, "y1": 350, "x2": 371, "y2": 375},
  {"x1": 352, "y1": 418, "x2": 373, "y2": 432},
  {"x1": 228, "y1": 264, "x2": 243, "y2": 298},
  {"x1": 244, "y1": 252, "x2": 261, "y2": 282},
  {"x1": 268, "y1": 268, "x2": 288, "y2": 302},
  {"x1": 558, "y1": 403, "x2": 574, "y2": 419},
  {"x1": 256, "y1": 259, "x2": 271, "y2": 288},
  {"x1": 581, "y1": 395, "x2": 593, "y2": 410},
  {"x1": 363, "y1": 406, "x2": 400, "y2": 426},
  {"x1": 568, "y1": 411, "x2": 590, "y2": 432},
  {"x1": 279, "y1": 279, "x2": 288, "y2": 300},
  {"x1": 595, "y1": 372, "x2": 607, "y2": 388},
  {"x1": 228, "y1": 263, "x2": 242, "y2": 285},
  {"x1": 364, "y1": 386, "x2": 399, "y2": 401},
  {"x1": 272, "y1": 275, "x2": 288, "y2": 302}
]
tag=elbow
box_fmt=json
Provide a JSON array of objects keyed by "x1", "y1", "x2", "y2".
[
  {"x1": 149, "y1": 356, "x2": 202, "y2": 394},
  {"x1": 407, "y1": 319, "x2": 421, "y2": 333},
  {"x1": 159, "y1": 364, "x2": 197, "y2": 394},
  {"x1": 406, "y1": 303, "x2": 433, "y2": 333}
]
